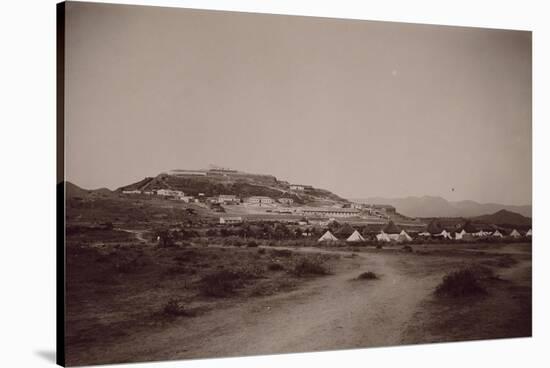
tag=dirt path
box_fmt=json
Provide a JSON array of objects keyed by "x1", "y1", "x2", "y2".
[
  {"x1": 78, "y1": 249, "x2": 440, "y2": 364},
  {"x1": 117, "y1": 228, "x2": 148, "y2": 243}
]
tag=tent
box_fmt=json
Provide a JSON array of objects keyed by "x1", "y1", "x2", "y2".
[
  {"x1": 455, "y1": 229, "x2": 466, "y2": 240},
  {"x1": 383, "y1": 221, "x2": 401, "y2": 234},
  {"x1": 474, "y1": 230, "x2": 490, "y2": 237},
  {"x1": 418, "y1": 231, "x2": 431, "y2": 237},
  {"x1": 492, "y1": 229, "x2": 504, "y2": 238},
  {"x1": 376, "y1": 231, "x2": 391, "y2": 242},
  {"x1": 509, "y1": 229, "x2": 521, "y2": 238},
  {"x1": 397, "y1": 230, "x2": 412, "y2": 242},
  {"x1": 437, "y1": 229, "x2": 453, "y2": 240},
  {"x1": 318, "y1": 230, "x2": 338, "y2": 242},
  {"x1": 347, "y1": 230, "x2": 365, "y2": 242},
  {"x1": 526, "y1": 229, "x2": 532, "y2": 237}
]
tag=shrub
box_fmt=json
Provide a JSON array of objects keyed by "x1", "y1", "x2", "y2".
[
  {"x1": 271, "y1": 249, "x2": 292, "y2": 257},
  {"x1": 200, "y1": 269, "x2": 262, "y2": 297},
  {"x1": 376, "y1": 244, "x2": 383, "y2": 249},
  {"x1": 257, "y1": 248, "x2": 266, "y2": 254},
  {"x1": 247, "y1": 240, "x2": 259, "y2": 248},
  {"x1": 292, "y1": 256, "x2": 331, "y2": 277},
  {"x1": 402, "y1": 245, "x2": 413, "y2": 253},
  {"x1": 435, "y1": 268, "x2": 487, "y2": 298},
  {"x1": 357, "y1": 271, "x2": 378, "y2": 280},
  {"x1": 268, "y1": 262, "x2": 284, "y2": 271},
  {"x1": 163, "y1": 298, "x2": 195, "y2": 317}
]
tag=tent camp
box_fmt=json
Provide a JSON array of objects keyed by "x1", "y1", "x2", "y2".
[
  {"x1": 492, "y1": 229, "x2": 504, "y2": 238},
  {"x1": 526, "y1": 229, "x2": 532, "y2": 237},
  {"x1": 383, "y1": 221, "x2": 401, "y2": 241},
  {"x1": 376, "y1": 231, "x2": 392, "y2": 242},
  {"x1": 509, "y1": 229, "x2": 521, "y2": 238},
  {"x1": 347, "y1": 230, "x2": 365, "y2": 242},
  {"x1": 398, "y1": 230, "x2": 412, "y2": 242},
  {"x1": 318, "y1": 230, "x2": 338, "y2": 242}
]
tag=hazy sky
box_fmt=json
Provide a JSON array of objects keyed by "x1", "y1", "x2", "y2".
[{"x1": 65, "y1": 2, "x2": 532, "y2": 205}]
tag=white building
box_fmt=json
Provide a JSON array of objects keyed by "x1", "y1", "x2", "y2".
[
  {"x1": 247, "y1": 196, "x2": 274, "y2": 205},
  {"x1": 122, "y1": 190, "x2": 141, "y2": 195},
  {"x1": 218, "y1": 194, "x2": 239, "y2": 204},
  {"x1": 278, "y1": 198, "x2": 294, "y2": 205},
  {"x1": 300, "y1": 207, "x2": 360, "y2": 218},
  {"x1": 219, "y1": 216, "x2": 243, "y2": 225},
  {"x1": 290, "y1": 184, "x2": 313, "y2": 191},
  {"x1": 156, "y1": 189, "x2": 185, "y2": 197}
]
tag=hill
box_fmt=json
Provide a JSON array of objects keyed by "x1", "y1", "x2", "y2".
[
  {"x1": 118, "y1": 170, "x2": 348, "y2": 205},
  {"x1": 65, "y1": 182, "x2": 114, "y2": 199},
  {"x1": 472, "y1": 209, "x2": 532, "y2": 227},
  {"x1": 353, "y1": 196, "x2": 531, "y2": 218}
]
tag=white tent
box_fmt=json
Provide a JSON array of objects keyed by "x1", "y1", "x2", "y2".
[
  {"x1": 376, "y1": 231, "x2": 391, "y2": 242},
  {"x1": 347, "y1": 230, "x2": 365, "y2": 242},
  {"x1": 526, "y1": 229, "x2": 532, "y2": 237},
  {"x1": 509, "y1": 229, "x2": 521, "y2": 238},
  {"x1": 474, "y1": 230, "x2": 491, "y2": 237},
  {"x1": 398, "y1": 230, "x2": 412, "y2": 242},
  {"x1": 455, "y1": 229, "x2": 466, "y2": 240},
  {"x1": 418, "y1": 231, "x2": 431, "y2": 237},
  {"x1": 437, "y1": 229, "x2": 453, "y2": 240},
  {"x1": 492, "y1": 229, "x2": 504, "y2": 238},
  {"x1": 318, "y1": 230, "x2": 338, "y2": 242}
]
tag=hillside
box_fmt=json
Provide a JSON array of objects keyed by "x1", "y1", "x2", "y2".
[
  {"x1": 472, "y1": 209, "x2": 532, "y2": 227},
  {"x1": 118, "y1": 171, "x2": 348, "y2": 205},
  {"x1": 66, "y1": 182, "x2": 114, "y2": 199},
  {"x1": 354, "y1": 196, "x2": 531, "y2": 218}
]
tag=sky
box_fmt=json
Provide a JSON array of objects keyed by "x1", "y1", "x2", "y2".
[{"x1": 64, "y1": 2, "x2": 532, "y2": 205}]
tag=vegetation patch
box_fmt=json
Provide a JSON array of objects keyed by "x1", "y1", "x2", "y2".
[
  {"x1": 163, "y1": 298, "x2": 197, "y2": 317},
  {"x1": 435, "y1": 268, "x2": 488, "y2": 298},
  {"x1": 291, "y1": 256, "x2": 331, "y2": 277},
  {"x1": 356, "y1": 271, "x2": 378, "y2": 280}
]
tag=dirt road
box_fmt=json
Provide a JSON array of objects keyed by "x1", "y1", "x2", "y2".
[{"x1": 76, "y1": 248, "x2": 442, "y2": 365}]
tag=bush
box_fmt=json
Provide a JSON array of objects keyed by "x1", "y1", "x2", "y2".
[
  {"x1": 271, "y1": 249, "x2": 292, "y2": 257},
  {"x1": 376, "y1": 244, "x2": 383, "y2": 249},
  {"x1": 163, "y1": 298, "x2": 196, "y2": 317},
  {"x1": 435, "y1": 268, "x2": 488, "y2": 298},
  {"x1": 357, "y1": 271, "x2": 378, "y2": 280},
  {"x1": 200, "y1": 269, "x2": 262, "y2": 297},
  {"x1": 247, "y1": 240, "x2": 259, "y2": 248},
  {"x1": 292, "y1": 256, "x2": 331, "y2": 277},
  {"x1": 268, "y1": 262, "x2": 285, "y2": 271},
  {"x1": 402, "y1": 245, "x2": 413, "y2": 253}
]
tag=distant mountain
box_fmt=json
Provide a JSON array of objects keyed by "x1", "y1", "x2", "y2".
[
  {"x1": 65, "y1": 181, "x2": 114, "y2": 199},
  {"x1": 353, "y1": 196, "x2": 531, "y2": 218},
  {"x1": 472, "y1": 209, "x2": 532, "y2": 227}
]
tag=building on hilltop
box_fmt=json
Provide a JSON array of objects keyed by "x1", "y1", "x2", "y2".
[
  {"x1": 217, "y1": 194, "x2": 239, "y2": 204},
  {"x1": 290, "y1": 184, "x2": 313, "y2": 191},
  {"x1": 300, "y1": 207, "x2": 360, "y2": 218},
  {"x1": 219, "y1": 216, "x2": 243, "y2": 225},
  {"x1": 247, "y1": 196, "x2": 274, "y2": 205},
  {"x1": 278, "y1": 198, "x2": 294, "y2": 205}
]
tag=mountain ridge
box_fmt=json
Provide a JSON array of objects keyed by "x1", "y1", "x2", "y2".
[{"x1": 353, "y1": 196, "x2": 531, "y2": 218}]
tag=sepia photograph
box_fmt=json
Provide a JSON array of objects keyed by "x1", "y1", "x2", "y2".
[{"x1": 58, "y1": 1, "x2": 531, "y2": 366}]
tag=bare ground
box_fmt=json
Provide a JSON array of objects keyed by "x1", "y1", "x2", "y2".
[{"x1": 65, "y1": 242, "x2": 531, "y2": 366}]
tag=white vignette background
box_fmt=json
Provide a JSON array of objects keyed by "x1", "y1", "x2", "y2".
[{"x1": 0, "y1": 1, "x2": 548, "y2": 367}]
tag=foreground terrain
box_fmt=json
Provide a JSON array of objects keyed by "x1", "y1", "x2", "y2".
[{"x1": 65, "y1": 234, "x2": 531, "y2": 366}]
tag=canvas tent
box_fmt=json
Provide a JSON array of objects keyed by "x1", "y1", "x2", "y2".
[
  {"x1": 438, "y1": 229, "x2": 453, "y2": 240},
  {"x1": 455, "y1": 229, "x2": 466, "y2": 240},
  {"x1": 397, "y1": 230, "x2": 412, "y2": 242},
  {"x1": 509, "y1": 229, "x2": 521, "y2": 238},
  {"x1": 347, "y1": 230, "x2": 365, "y2": 242},
  {"x1": 318, "y1": 230, "x2": 338, "y2": 242},
  {"x1": 376, "y1": 231, "x2": 391, "y2": 242},
  {"x1": 492, "y1": 229, "x2": 504, "y2": 238},
  {"x1": 418, "y1": 231, "x2": 431, "y2": 237},
  {"x1": 526, "y1": 229, "x2": 532, "y2": 237}
]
